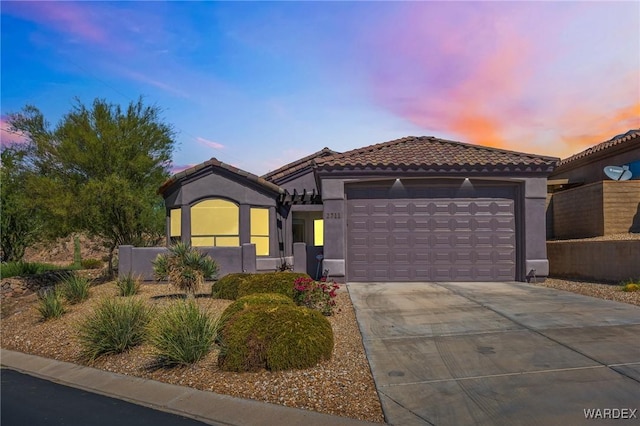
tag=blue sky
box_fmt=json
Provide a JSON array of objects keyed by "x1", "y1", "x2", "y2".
[{"x1": 1, "y1": 1, "x2": 638, "y2": 176}]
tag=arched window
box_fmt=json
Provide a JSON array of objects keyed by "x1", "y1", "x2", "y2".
[{"x1": 190, "y1": 199, "x2": 239, "y2": 247}]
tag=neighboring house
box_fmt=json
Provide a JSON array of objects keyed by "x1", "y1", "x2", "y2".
[
  {"x1": 547, "y1": 129, "x2": 640, "y2": 239},
  {"x1": 120, "y1": 136, "x2": 558, "y2": 283}
]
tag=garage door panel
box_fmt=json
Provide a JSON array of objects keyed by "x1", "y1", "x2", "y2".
[{"x1": 347, "y1": 193, "x2": 516, "y2": 282}]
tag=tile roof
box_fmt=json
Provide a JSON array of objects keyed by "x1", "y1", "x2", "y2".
[
  {"x1": 262, "y1": 147, "x2": 338, "y2": 183},
  {"x1": 557, "y1": 129, "x2": 639, "y2": 167},
  {"x1": 159, "y1": 158, "x2": 283, "y2": 195},
  {"x1": 315, "y1": 136, "x2": 558, "y2": 171}
]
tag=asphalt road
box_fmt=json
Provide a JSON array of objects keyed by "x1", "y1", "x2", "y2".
[{"x1": 1, "y1": 368, "x2": 213, "y2": 426}]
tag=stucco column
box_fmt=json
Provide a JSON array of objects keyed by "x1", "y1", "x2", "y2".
[
  {"x1": 239, "y1": 204, "x2": 251, "y2": 245},
  {"x1": 524, "y1": 178, "x2": 550, "y2": 279},
  {"x1": 321, "y1": 179, "x2": 346, "y2": 280},
  {"x1": 180, "y1": 205, "x2": 190, "y2": 245}
]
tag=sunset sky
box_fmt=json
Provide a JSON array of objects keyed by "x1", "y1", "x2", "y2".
[{"x1": 1, "y1": 1, "x2": 638, "y2": 175}]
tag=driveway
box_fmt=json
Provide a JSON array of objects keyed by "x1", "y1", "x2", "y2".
[{"x1": 348, "y1": 281, "x2": 640, "y2": 426}]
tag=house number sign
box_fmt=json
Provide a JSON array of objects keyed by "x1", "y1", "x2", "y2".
[{"x1": 325, "y1": 212, "x2": 341, "y2": 219}]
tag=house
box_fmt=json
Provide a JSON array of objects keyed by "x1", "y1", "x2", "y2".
[
  {"x1": 547, "y1": 129, "x2": 640, "y2": 239},
  {"x1": 120, "y1": 136, "x2": 558, "y2": 282}
]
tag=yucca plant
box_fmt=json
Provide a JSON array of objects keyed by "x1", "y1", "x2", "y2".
[
  {"x1": 152, "y1": 242, "x2": 218, "y2": 298},
  {"x1": 36, "y1": 288, "x2": 65, "y2": 320}
]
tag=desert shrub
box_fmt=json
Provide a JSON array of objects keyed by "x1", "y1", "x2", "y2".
[
  {"x1": 60, "y1": 273, "x2": 91, "y2": 304},
  {"x1": 81, "y1": 258, "x2": 103, "y2": 269},
  {"x1": 236, "y1": 272, "x2": 311, "y2": 300},
  {"x1": 0, "y1": 261, "x2": 76, "y2": 278},
  {"x1": 153, "y1": 242, "x2": 218, "y2": 297},
  {"x1": 621, "y1": 283, "x2": 640, "y2": 292},
  {"x1": 77, "y1": 298, "x2": 151, "y2": 361},
  {"x1": 211, "y1": 273, "x2": 251, "y2": 300},
  {"x1": 148, "y1": 300, "x2": 217, "y2": 366},
  {"x1": 36, "y1": 288, "x2": 65, "y2": 320},
  {"x1": 293, "y1": 276, "x2": 340, "y2": 316},
  {"x1": 218, "y1": 304, "x2": 333, "y2": 372},
  {"x1": 218, "y1": 293, "x2": 294, "y2": 331},
  {"x1": 117, "y1": 273, "x2": 141, "y2": 296}
]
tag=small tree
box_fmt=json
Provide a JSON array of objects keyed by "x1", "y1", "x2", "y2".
[
  {"x1": 0, "y1": 148, "x2": 43, "y2": 261},
  {"x1": 6, "y1": 98, "x2": 176, "y2": 275},
  {"x1": 152, "y1": 242, "x2": 218, "y2": 298}
]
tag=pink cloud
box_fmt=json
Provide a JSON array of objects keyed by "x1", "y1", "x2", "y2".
[
  {"x1": 3, "y1": 1, "x2": 108, "y2": 45},
  {"x1": 359, "y1": 2, "x2": 639, "y2": 156},
  {"x1": 196, "y1": 137, "x2": 225, "y2": 150},
  {"x1": 0, "y1": 116, "x2": 28, "y2": 147}
]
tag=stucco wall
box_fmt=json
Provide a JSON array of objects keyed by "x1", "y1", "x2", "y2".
[{"x1": 547, "y1": 240, "x2": 640, "y2": 282}]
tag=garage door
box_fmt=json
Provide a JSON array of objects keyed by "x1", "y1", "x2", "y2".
[{"x1": 346, "y1": 182, "x2": 517, "y2": 282}]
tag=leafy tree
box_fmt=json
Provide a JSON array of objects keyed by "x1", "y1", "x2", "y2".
[
  {"x1": 6, "y1": 98, "x2": 176, "y2": 275},
  {"x1": 0, "y1": 147, "x2": 43, "y2": 261}
]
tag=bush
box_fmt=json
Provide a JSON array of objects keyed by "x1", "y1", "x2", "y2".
[
  {"x1": 36, "y1": 288, "x2": 65, "y2": 320},
  {"x1": 218, "y1": 304, "x2": 333, "y2": 372},
  {"x1": 211, "y1": 273, "x2": 251, "y2": 300},
  {"x1": 117, "y1": 273, "x2": 141, "y2": 296},
  {"x1": 622, "y1": 283, "x2": 640, "y2": 292},
  {"x1": 148, "y1": 300, "x2": 217, "y2": 366},
  {"x1": 153, "y1": 242, "x2": 218, "y2": 297},
  {"x1": 218, "y1": 293, "x2": 294, "y2": 330},
  {"x1": 60, "y1": 273, "x2": 91, "y2": 304},
  {"x1": 77, "y1": 298, "x2": 151, "y2": 361},
  {"x1": 0, "y1": 261, "x2": 76, "y2": 279},
  {"x1": 236, "y1": 272, "x2": 312, "y2": 300},
  {"x1": 81, "y1": 258, "x2": 103, "y2": 269},
  {"x1": 293, "y1": 276, "x2": 340, "y2": 316}
]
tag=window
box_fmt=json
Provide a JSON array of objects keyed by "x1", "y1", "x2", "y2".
[
  {"x1": 314, "y1": 219, "x2": 324, "y2": 246},
  {"x1": 190, "y1": 199, "x2": 239, "y2": 247},
  {"x1": 250, "y1": 208, "x2": 270, "y2": 256},
  {"x1": 170, "y1": 208, "x2": 181, "y2": 237}
]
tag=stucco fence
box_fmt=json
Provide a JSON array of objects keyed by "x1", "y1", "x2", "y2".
[
  {"x1": 547, "y1": 240, "x2": 640, "y2": 282},
  {"x1": 118, "y1": 243, "x2": 312, "y2": 281}
]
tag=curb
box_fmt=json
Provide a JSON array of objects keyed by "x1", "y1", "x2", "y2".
[{"x1": 1, "y1": 349, "x2": 381, "y2": 426}]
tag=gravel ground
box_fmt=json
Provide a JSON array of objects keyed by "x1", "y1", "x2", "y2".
[
  {"x1": 0, "y1": 281, "x2": 385, "y2": 423},
  {"x1": 535, "y1": 277, "x2": 640, "y2": 306},
  {"x1": 3, "y1": 275, "x2": 638, "y2": 423}
]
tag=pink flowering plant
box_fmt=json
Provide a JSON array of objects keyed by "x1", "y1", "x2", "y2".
[{"x1": 293, "y1": 276, "x2": 340, "y2": 316}]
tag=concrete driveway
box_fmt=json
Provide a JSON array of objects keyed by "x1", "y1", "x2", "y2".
[{"x1": 348, "y1": 281, "x2": 640, "y2": 426}]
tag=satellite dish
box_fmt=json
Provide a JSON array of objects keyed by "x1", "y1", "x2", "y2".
[{"x1": 604, "y1": 165, "x2": 633, "y2": 181}]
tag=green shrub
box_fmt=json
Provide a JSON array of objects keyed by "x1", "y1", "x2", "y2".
[
  {"x1": 237, "y1": 272, "x2": 311, "y2": 300},
  {"x1": 77, "y1": 298, "x2": 151, "y2": 361},
  {"x1": 81, "y1": 258, "x2": 103, "y2": 269},
  {"x1": 0, "y1": 261, "x2": 70, "y2": 278},
  {"x1": 148, "y1": 300, "x2": 217, "y2": 365},
  {"x1": 218, "y1": 304, "x2": 333, "y2": 372},
  {"x1": 60, "y1": 273, "x2": 91, "y2": 304},
  {"x1": 622, "y1": 283, "x2": 640, "y2": 292},
  {"x1": 36, "y1": 288, "x2": 65, "y2": 320},
  {"x1": 153, "y1": 242, "x2": 218, "y2": 297},
  {"x1": 218, "y1": 293, "x2": 294, "y2": 330},
  {"x1": 117, "y1": 273, "x2": 141, "y2": 296},
  {"x1": 211, "y1": 273, "x2": 251, "y2": 300}
]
